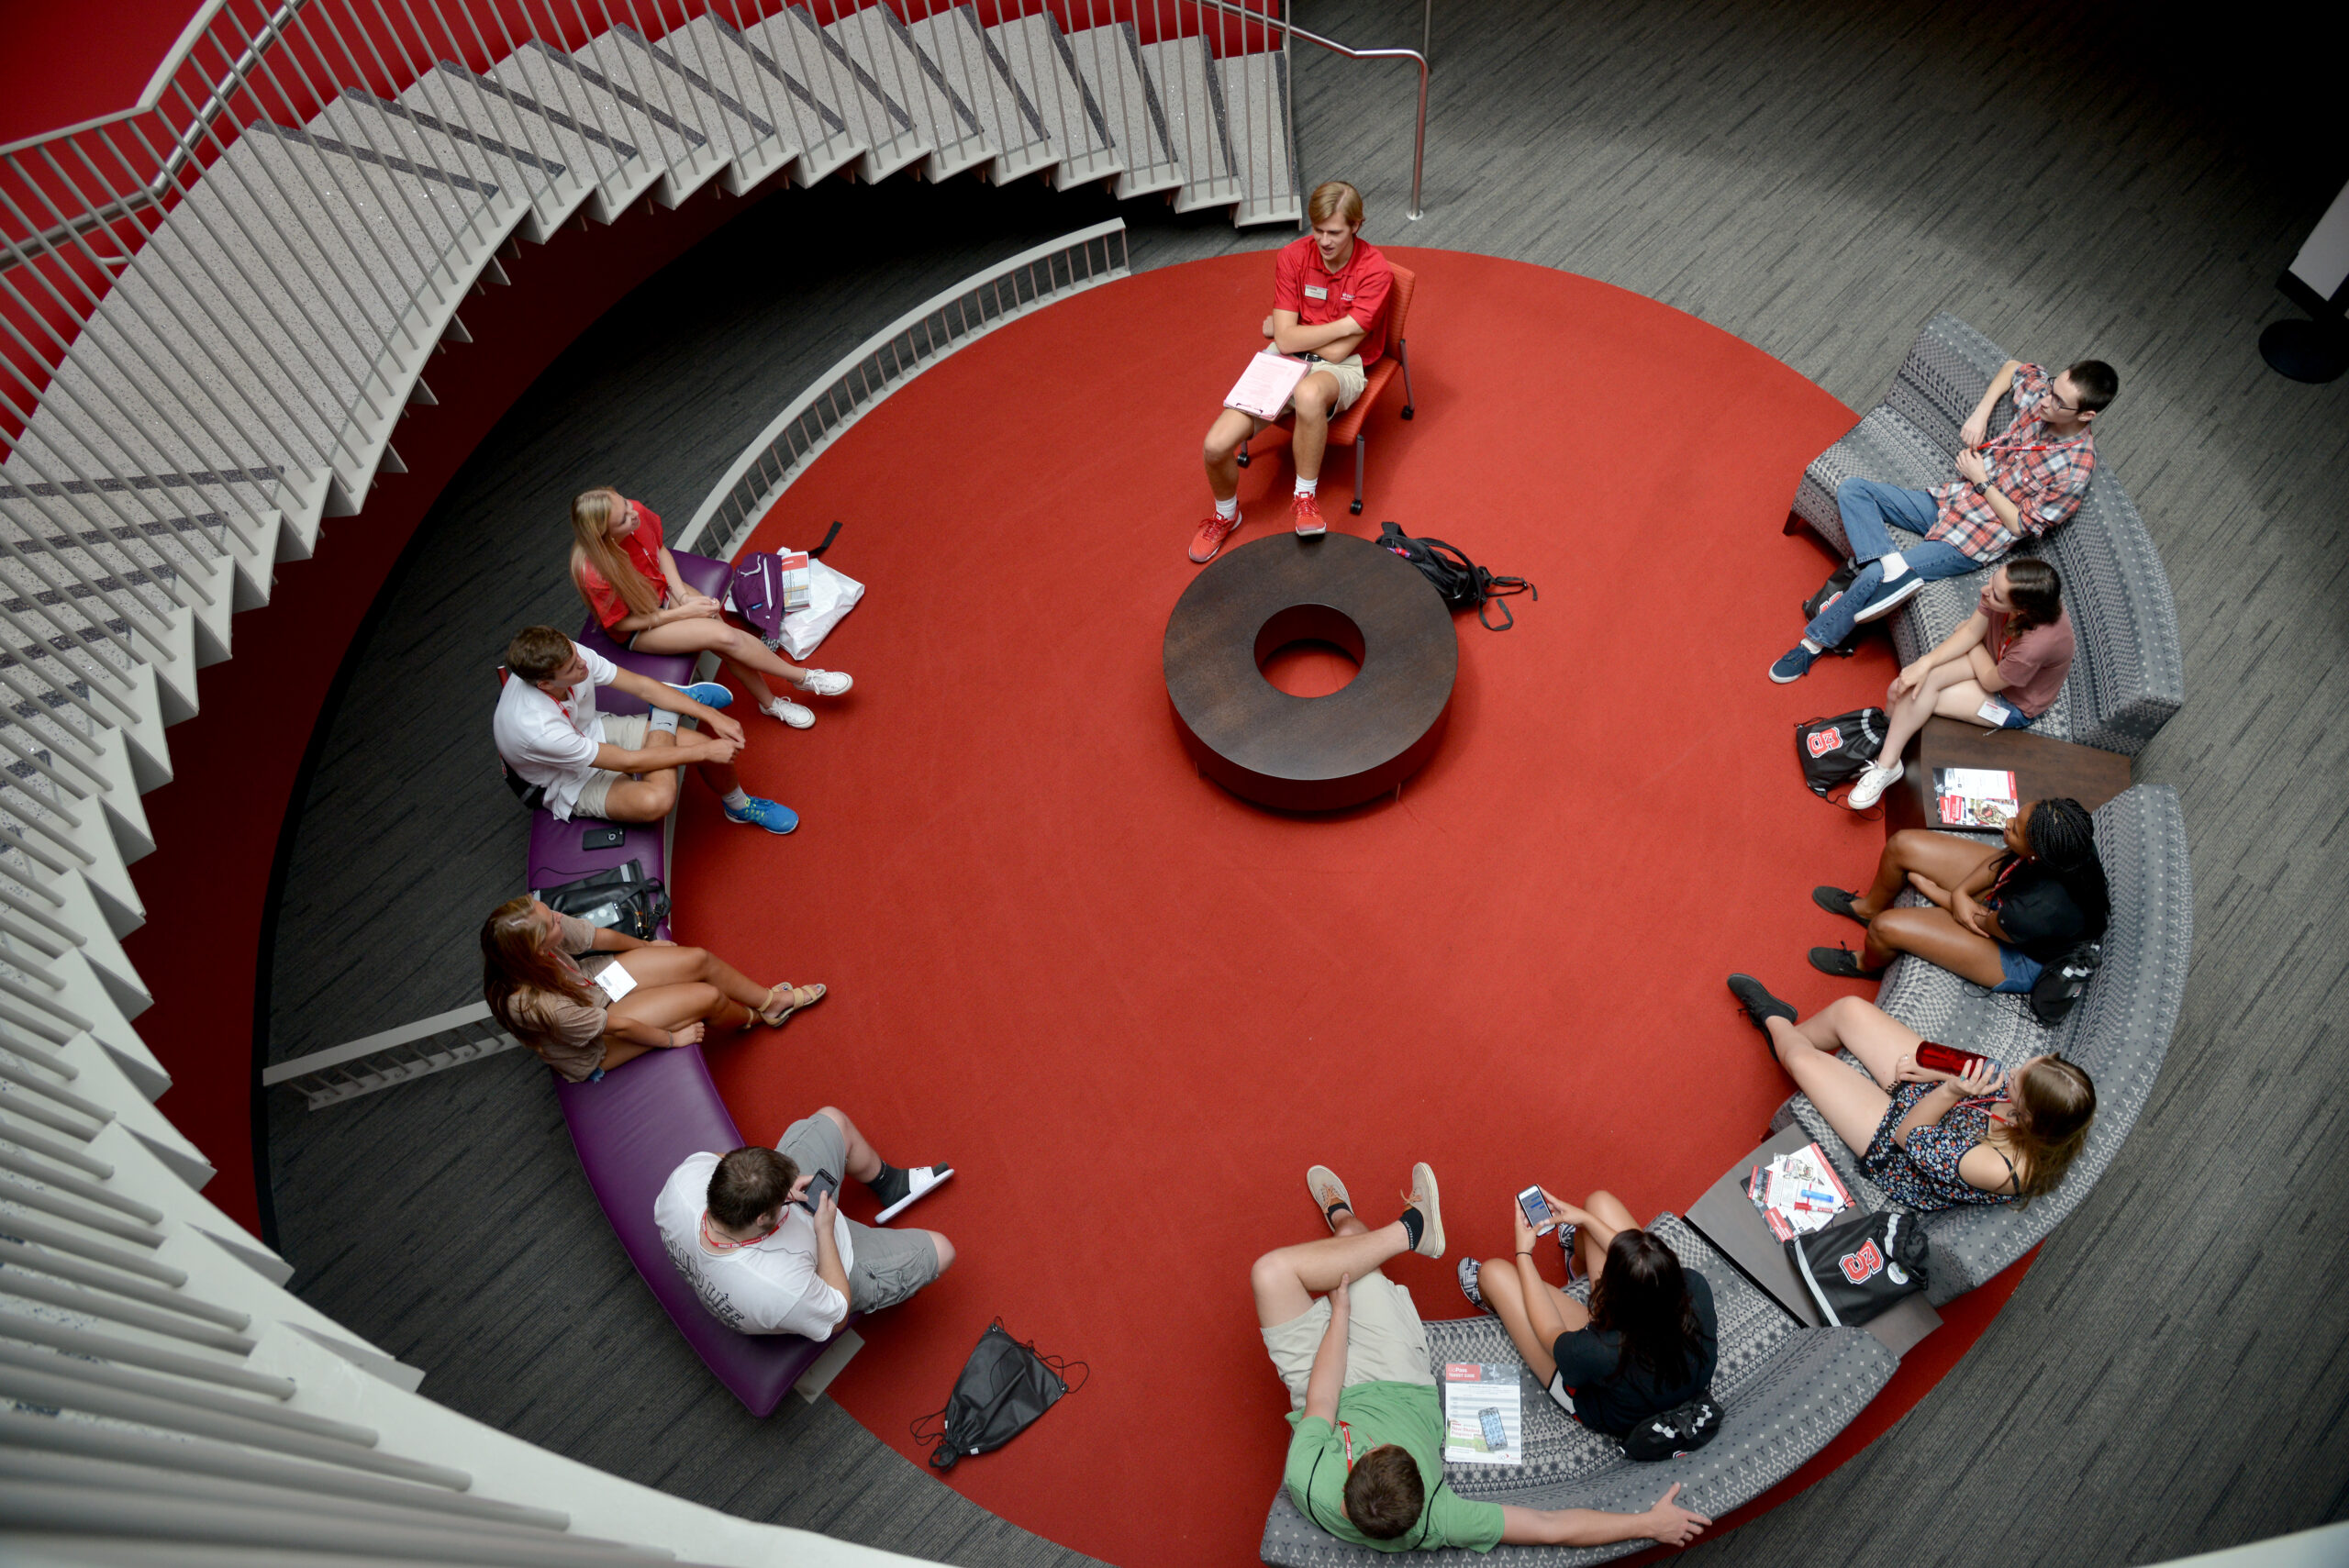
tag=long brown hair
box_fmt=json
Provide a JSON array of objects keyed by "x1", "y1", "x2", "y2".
[
  {"x1": 1998, "y1": 1054, "x2": 2097, "y2": 1203},
  {"x1": 569, "y1": 487, "x2": 662, "y2": 619},
  {"x1": 480, "y1": 895, "x2": 595, "y2": 1034},
  {"x1": 1586, "y1": 1229, "x2": 1707, "y2": 1380}
]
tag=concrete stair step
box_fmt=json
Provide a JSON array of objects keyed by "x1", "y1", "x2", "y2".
[
  {"x1": 1219, "y1": 50, "x2": 1299, "y2": 227},
  {"x1": 604, "y1": 17, "x2": 806, "y2": 195},
  {"x1": 413, "y1": 58, "x2": 664, "y2": 220},
  {"x1": 1139, "y1": 33, "x2": 1241, "y2": 213},
  {"x1": 824, "y1": 5, "x2": 991, "y2": 183},
  {"x1": 703, "y1": 13, "x2": 867, "y2": 185},
  {"x1": 1066, "y1": 20, "x2": 1183, "y2": 200},
  {"x1": 489, "y1": 38, "x2": 726, "y2": 210},
  {"x1": 903, "y1": 6, "x2": 1055, "y2": 185},
  {"x1": 329, "y1": 82, "x2": 594, "y2": 244},
  {"x1": 981, "y1": 11, "x2": 1122, "y2": 190},
  {"x1": 740, "y1": 8, "x2": 925, "y2": 183},
  {"x1": 0, "y1": 674, "x2": 156, "y2": 869}
]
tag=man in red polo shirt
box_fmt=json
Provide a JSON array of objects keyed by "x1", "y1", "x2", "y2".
[{"x1": 1190, "y1": 180, "x2": 1396, "y2": 563}]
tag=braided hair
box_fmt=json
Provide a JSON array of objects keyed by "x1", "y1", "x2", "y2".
[{"x1": 2023, "y1": 796, "x2": 2109, "y2": 935}]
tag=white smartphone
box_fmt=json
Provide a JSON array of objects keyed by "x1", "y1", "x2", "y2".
[{"x1": 1517, "y1": 1185, "x2": 1553, "y2": 1230}]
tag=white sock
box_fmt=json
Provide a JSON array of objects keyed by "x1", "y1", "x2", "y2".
[
  {"x1": 721, "y1": 788, "x2": 751, "y2": 811},
  {"x1": 1878, "y1": 550, "x2": 1909, "y2": 581},
  {"x1": 1295, "y1": 477, "x2": 1318, "y2": 497},
  {"x1": 1214, "y1": 495, "x2": 1238, "y2": 521},
  {"x1": 1800, "y1": 639, "x2": 1822, "y2": 654}
]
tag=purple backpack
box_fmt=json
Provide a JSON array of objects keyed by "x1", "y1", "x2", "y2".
[{"x1": 729, "y1": 521, "x2": 841, "y2": 649}]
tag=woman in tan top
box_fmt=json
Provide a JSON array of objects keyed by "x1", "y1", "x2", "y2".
[{"x1": 480, "y1": 896, "x2": 825, "y2": 1083}]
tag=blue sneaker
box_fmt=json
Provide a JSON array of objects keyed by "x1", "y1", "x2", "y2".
[
  {"x1": 1768, "y1": 646, "x2": 1817, "y2": 683},
  {"x1": 671, "y1": 681, "x2": 732, "y2": 708},
  {"x1": 724, "y1": 795, "x2": 798, "y2": 834}
]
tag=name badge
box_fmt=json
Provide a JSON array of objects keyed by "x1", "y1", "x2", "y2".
[{"x1": 1302, "y1": 284, "x2": 1328, "y2": 300}]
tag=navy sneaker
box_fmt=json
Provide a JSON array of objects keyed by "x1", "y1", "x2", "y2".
[
  {"x1": 671, "y1": 681, "x2": 733, "y2": 708},
  {"x1": 1769, "y1": 646, "x2": 1817, "y2": 683},
  {"x1": 1853, "y1": 572, "x2": 1925, "y2": 624},
  {"x1": 724, "y1": 795, "x2": 798, "y2": 834}
]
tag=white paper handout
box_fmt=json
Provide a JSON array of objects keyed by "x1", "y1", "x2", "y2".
[
  {"x1": 592, "y1": 962, "x2": 638, "y2": 1004},
  {"x1": 1441, "y1": 1362, "x2": 1525, "y2": 1466},
  {"x1": 1224, "y1": 350, "x2": 1310, "y2": 419}
]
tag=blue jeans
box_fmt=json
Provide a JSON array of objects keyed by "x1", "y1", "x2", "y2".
[{"x1": 1803, "y1": 479, "x2": 1981, "y2": 649}]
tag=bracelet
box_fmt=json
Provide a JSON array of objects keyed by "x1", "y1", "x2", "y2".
[{"x1": 1517, "y1": 1251, "x2": 1535, "y2": 1257}]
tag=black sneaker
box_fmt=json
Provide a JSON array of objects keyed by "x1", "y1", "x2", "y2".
[
  {"x1": 1802, "y1": 561, "x2": 1859, "y2": 620},
  {"x1": 1726, "y1": 973, "x2": 1798, "y2": 1036},
  {"x1": 1811, "y1": 886, "x2": 1869, "y2": 925},
  {"x1": 1809, "y1": 945, "x2": 1883, "y2": 981}
]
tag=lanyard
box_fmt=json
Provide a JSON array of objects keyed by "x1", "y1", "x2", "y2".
[
  {"x1": 1338, "y1": 1419, "x2": 1355, "y2": 1471},
  {"x1": 700, "y1": 1213, "x2": 779, "y2": 1252}
]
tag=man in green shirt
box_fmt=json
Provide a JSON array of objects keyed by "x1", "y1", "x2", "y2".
[{"x1": 1255, "y1": 1162, "x2": 1714, "y2": 1552}]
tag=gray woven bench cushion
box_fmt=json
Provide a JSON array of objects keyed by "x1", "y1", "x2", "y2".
[
  {"x1": 1258, "y1": 1216, "x2": 1898, "y2": 1566},
  {"x1": 1772, "y1": 784, "x2": 2190, "y2": 1303},
  {"x1": 1788, "y1": 312, "x2": 2183, "y2": 756}
]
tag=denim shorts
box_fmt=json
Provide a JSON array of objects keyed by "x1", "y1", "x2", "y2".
[
  {"x1": 1990, "y1": 703, "x2": 2037, "y2": 730},
  {"x1": 1994, "y1": 944, "x2": 2044, "y2": 994}
]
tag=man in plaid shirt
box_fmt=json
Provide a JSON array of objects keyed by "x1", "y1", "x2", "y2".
[{"x1": 1771, "y1": 358, "x2": 2116, "y2": 683}]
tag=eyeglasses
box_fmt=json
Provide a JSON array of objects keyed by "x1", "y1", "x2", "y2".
[{"x1": 2046, "y1": 387, "x2": 2081, "y2": 414}]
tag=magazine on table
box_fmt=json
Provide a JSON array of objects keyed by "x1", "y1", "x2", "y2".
[
  {"x1": 1441, "y1": 1362, "x2": 1524, "y2": 1466},
  {"x1": 1935, "y1": 766, "x2": 2020, "y2": 829},
  {"x1": 1744, "y1": 1142, "x2": 1854, "y2": 1241}
]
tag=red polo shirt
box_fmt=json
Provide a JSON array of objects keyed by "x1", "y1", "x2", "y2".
[
  {"x1": 1272, "y1": 236, "x2": 1393, "y2": 367},
  {"x1": 577, "y1": 501, "x2": 667, "y2": 630}
]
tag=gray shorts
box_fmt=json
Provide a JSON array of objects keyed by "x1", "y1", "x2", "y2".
[
  {"x1": 776, "y1": 1113, "x2": 942, "y2": 1315},
  {"x1": 572, "y1": 713, "x2": 651, "y2": 820}
]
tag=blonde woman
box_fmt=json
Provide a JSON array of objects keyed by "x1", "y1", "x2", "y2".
[
  {"x1": 570, "y1": 488, "x2": 852, "y2": 728},
  {"x1": 481, "y1": 895, "x2": 825, "y2": 1083}
]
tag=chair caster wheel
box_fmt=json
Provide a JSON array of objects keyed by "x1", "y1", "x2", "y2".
[
  {"x1": 1349, "y1": 500, "x2": 1364, "y2": 516},
  {"x1": 1400, "y1": 407, "x2": 1415, "y2": 420},
  {"x1": 1236, "y1": 452, "x2": 1251, "y2": 468}
]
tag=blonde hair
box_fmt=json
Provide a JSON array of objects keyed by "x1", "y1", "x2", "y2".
[
  {"x1": 1308, "y1": 180, "x2": 1364, "y2": 228},
  {"x1": 569, "y1": 487, "x2": 662, "y2": 620}
]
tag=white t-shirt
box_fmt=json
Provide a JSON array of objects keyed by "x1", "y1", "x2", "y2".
[
  {"x1": 492, "y1": 644, "x2": 619, "y2": 821},
  {"x1": 652, "y1": 1152, "x2": 854, "y2": 1340}
]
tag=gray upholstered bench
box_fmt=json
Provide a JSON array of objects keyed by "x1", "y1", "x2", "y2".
[
  {"x1": 1773, "y1": 784, "x2": 2191, "y2": 1304},
  {"x1": 1789, "y1": 312, "x2": 2185, "y2": 757},
  {"x1": 1258, "y1": 1215, "x2": 1898, "y2": 1566}
]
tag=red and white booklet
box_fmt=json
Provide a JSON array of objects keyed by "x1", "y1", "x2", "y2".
[
  {"x1": 1224, "y1": 350, "x2": 1309, "y2": 418},
  {"x1": 1745, "y1": 1142, "x2": 1854, "y2": 1242}
]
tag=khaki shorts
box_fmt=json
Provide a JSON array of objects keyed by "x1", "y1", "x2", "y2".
[
  {"x1": 571, "y1": 713, "x2": 651, "y2": 820},
  {"x1": 1261, "y1": 1270, "x2": 1431, "y2": 1411},
  {"x1": 776, "y1": 1113, "x2": 943, "y2": 1316},
  {"x1": 1295, "y1": 354, "x2": 1367, "y2": 415}
]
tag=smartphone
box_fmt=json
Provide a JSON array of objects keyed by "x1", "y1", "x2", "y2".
[
  {"x1": 1478, "y1": 1408, "x2": 1507, "y2": 1451},
  {"x1": 795, "y1": 1170, "x2": 839, "y2": 1212},
  {"x1": 582, "y1": 826, "x2": 626, "y2": 851},
  {"x1": 1516, "y1": 1185, "x2": 1552, "y2": 1230},
  {"x1": 1916, "y1": 1041, "x2": 1986, "y2": 1078}
]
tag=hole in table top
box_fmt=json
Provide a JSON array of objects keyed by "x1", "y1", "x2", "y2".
[{"x1": 1254, "y1": 604, "x2": 1365, "y2": 698}]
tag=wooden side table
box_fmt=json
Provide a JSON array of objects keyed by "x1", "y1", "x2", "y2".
[{"x1": 1882, "y1": 717, "x2": 2132, "y2": 839}]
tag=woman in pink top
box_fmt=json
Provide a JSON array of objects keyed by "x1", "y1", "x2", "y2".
[
  {"x1": 1843, "y1": 560, "x2": 2074, "y2": 811},
  {"x1": 570, "y1": 487, "x2": 853, "y2": 730}
]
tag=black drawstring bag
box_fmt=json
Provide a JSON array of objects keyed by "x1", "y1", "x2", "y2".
[
  {"x1": 911, "y1": 1319, "x2": 1087, "y2": 1471},
  {"x1": 1787, "y1": 1209, "x2": 1930, "y2": 1326},
  {"x1": 1795, "y1": 708, "x2": 1887, "y2": 801},
  {"x1": 1376, "y1": 521, "x2": 1537, "y2": 630},
  {"x1": 1621, "y1": 1394, "x2": 1722, "y2": 1462}
]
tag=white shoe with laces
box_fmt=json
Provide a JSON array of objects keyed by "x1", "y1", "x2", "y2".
[
  {"x1": 1847, "y1": 758, "x2": 1904, "y2": 811},
  {"x1": 796, "y1": 669, "x2": 852, "y2": 696},
  {"x1": 763, "y1": 696, "x2": 815, "y2": 728}
]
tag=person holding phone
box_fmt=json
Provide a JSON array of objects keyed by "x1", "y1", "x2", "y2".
[
  {"x1": 1727, "y1": 976, "x2": 2098, "y2": 1209},
  {"x1": 569, "y1": 488, "x2": 852, "y2": 729},
  {"x1": 479, "y1": 895, "x2": 823, "y2": 1083},
  {"x1": 1841, "y1": 559, "x2": 2074, "y2": 811},
  {"x1": 1808, "y1": 795, "x2": 2110, "y2": 993},
  {"x1": 1459, "y1": 1191, "x2": 1718, "y2": 1438},
  {"x1": 653, "y1": 1106, "x2": 954, "y2": 1341}
]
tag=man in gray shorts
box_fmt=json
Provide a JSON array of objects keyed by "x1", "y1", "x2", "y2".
[{"x1": 654, "y1": 1106, "x2": 955, "y2": 1340}]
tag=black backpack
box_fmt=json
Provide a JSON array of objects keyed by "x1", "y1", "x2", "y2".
[
  {"x1": 1376, "y1": 521, "x2": 1537, "y2": 630},
  {"x1": 1795, "y1": 708, "x2": 1887, "y2": 800},
  {"x1": 538, "y1": 859, "x2": 672, "y2": 942},
  {"x1": 1787, "y1": 1209, "x2": 1930, "y2": 1327},
  {"x1": 911, "y1": 1319, "x2": 1086, "y2": 1471},
  {"x1": 2028, "y1": 940, "x2": 2102, "y2": 1026}
]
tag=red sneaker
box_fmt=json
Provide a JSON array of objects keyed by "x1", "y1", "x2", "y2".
[
  {"x1": 1292, "y1": 490, "x2": 1326, "y2": 536},
  {"x1": 1189, "y1": 508, "x2": 1241, "y2": 563}
]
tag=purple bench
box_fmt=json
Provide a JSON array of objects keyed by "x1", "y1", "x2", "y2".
[
  {"x1": 554, "y1": 1044, "x2": 841, "y2": 1414},
  {"x1": 533, "y1": 549, "x2": 838, "y2": 1412}
]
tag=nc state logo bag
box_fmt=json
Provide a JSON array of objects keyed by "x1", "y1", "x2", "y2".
[
  {"x1": 1786, "y1": 1208, "x2": 1930, "y2": 1326},
  {"x1": 1796, "y1": 707, "x2": 1887, "y2": 801}
]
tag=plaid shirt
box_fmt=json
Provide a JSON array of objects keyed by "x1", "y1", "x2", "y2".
[{"x1": 1925, "y1": 363, "x2": 2097, "y2": 562}]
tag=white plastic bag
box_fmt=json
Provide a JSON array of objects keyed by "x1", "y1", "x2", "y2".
[{"x1": 778, "y1": 558, "x2": 864, "y2": 660}]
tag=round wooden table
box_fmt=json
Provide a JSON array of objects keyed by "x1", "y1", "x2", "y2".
[{"x1": 1163, "y1": 532, "x2": 1457, "y2": 811}]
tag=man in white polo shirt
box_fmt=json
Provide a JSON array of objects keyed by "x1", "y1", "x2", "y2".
[
  {"x1": 492, "y1": 623, "x2": 797, "y2": 833},
  {"x1": 654, "y1": 1106, "x2": 955, "y2": 1340}
]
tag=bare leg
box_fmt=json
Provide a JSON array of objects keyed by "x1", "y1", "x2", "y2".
[
  {"x1": 597, "y1": 981, "x2": 734, "y2": 1070},
  {"x1": 809, "y1": 1106, "x2": 883, "y2": 1184},
  {"x1": 1765, "y1": 1013, "x2": 1896, "y2": 1157},
  {"x1": 626, "y1": 617, "x2": 811, "y2": 704},
  {"x1": 1865, "y1": 906, "x2": 2010, "y2": 987},
  {"x1": 1854, "y1": 829, "x2": 2005, "y2": 918},
  {"x1": 1251, "y1": 1211, "x2": 1415, "y2": 1329},
  {"x1": 1876, "y1": 659, "x2": 1977, "y2": 771},
  {"x1": 595, "y1": 730, "x2": 685, "y2": 824},
  {"x1": 607, "y1": 945, "x2": 779, "y2": 1017},
  {"x1": 1204, "y1": 407, "x2": 1269, "y2": 503},
  {"x1": 1577, "y1": 1189, "x2": 1641, "y2": 1284},
  {"x1": 1290, "y1": 373, "x2": 1340, "y2": 482},
  {"x1": 1795, "y1": 995, "x2": 1924, "y2": 1087}
]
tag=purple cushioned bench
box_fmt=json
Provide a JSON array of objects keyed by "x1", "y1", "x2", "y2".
[
  {"x1": 573, "y1": 548, "x2": 733, "y2": 717},
  {"x1": 554, "y1": 1043, "x2": 842, "y2": 1415}
]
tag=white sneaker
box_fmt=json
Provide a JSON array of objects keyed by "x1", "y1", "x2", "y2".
[
  {"x1": 763, "y1": 696, "x2": 815, "y2": 728},
  {"x1": 1846, "y1": 759, "x2": 1904, "y2": 810},
  {"x1": 796, "y1": 669, "x2": 852, "y2": 697}
]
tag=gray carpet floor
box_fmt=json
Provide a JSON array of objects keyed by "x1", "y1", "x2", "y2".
[{"x1": 263, "y1": 2, "x2": 2349, "y2": 1564}]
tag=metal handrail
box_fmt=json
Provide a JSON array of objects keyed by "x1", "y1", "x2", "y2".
[{"x1": 1194, "y1": 0, "x2": 1430, "y2": 219}]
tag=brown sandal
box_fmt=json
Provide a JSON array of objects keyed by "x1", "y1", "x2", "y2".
[{"x1": 760, "y1": 982, "x2": 826, "y2": 1028}]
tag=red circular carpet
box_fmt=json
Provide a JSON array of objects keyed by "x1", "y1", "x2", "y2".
[{"x1": 666, "y1": 250, "x2": 2034, "y2": 1568}]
